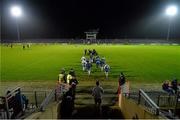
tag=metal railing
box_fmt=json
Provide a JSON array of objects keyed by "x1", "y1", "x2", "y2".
[
  {"x1": 0, "y1": 87, "x2": 52, "y2": 119},
  {"x1": 0, "y1": 87, "x2": 23, "y2": 119},
  {"x1": 39, "y1": 89, "x2": 56, "y2": 111},
  {"x1": 0, "y1": 96, "x2": 9, "y2": 119},
  {"x1": 0, "y1": 83, "x2": 71, "y2": 119},
  {"x1": 138, "y1": 89, "x2": 160, "y2": 115},
  {"x1": 22, "y1": 90, "x2": 49, "y2": 108},
  {"x1": 157, "y1": 91, "x2": 180, "y2": 109},
  {"x1": 39, "y1": 83, "x2": 70, "y2": 112},
  {"x1": 55, "y1": 83, "x2": 70, "y2": 100}
]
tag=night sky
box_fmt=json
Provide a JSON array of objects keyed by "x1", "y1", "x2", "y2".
[{"x1": 1, "y1": 0, "x2": 180, "y2": 39}]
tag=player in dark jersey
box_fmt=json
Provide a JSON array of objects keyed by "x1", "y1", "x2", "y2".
[
  {"x1": 86, "y1": 60, "x2": 92, "y2": 76},
  {"x1": 95, "y1": 56, "x2": 101, "y2": 68},
  {"x1": 100, "y1": 57, "x2": 106, "y2": 71}
]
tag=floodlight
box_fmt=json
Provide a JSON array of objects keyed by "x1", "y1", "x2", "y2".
[
  {"x1": 11, "y1": 6, "x2": 22, "y2": 17},
  {"x1": 166, "y1": 5, "x2": 178, "y2": 16}
]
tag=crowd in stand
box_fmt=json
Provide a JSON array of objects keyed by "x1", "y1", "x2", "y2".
[
  {"x1": 0, "y1": 90, "x2": 29, "y2": 119},
  {"x1": 162, "y1": 79, "x2": 180, "y2": 95},
  {"x1": 81, "y1": 49, "x2": 110, "y2": 79}
]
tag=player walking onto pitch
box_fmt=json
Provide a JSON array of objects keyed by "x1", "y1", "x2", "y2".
[
  {"x1": 86, "y1": 60, "x2": 92, "y2": 76},
  {"x1": 104, "y1": 64, "x2": 110, "y2": 80},
  {"x1": 92, "y1": 49, "x2": 98, "y2": 56},
  {"x1": 84, "y1": 49, "x2": 87, "y2": 55},
  {"x1": 81, "y1": 56, "x2": 86, "y2": 71},
  {"x1": 100, "y1": 57, "x2": 106, "y2": 71},
  {"x1": 81, "y1": 56, "x2": 86, "y2": 61},
  {"x1": 95, "y1": 56, "x2": 101, "y2": 68},
  {"x1": 81, "y1": 58, "x2": 87, "y2": 71},
  {"x1": 90, "y1": 53, "x2": 94, "y2": 63}
]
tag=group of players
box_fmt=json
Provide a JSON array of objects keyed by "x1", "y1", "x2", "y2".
[
  {"x1": 5, "y1": 43, "x2": 31, "y2": 49},
  {"x1": 81, "y1": 49, "x2": 110, "y2": 79}
]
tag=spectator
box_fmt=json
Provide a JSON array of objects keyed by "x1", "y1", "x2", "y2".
[
  {"x1": 22, "y1": 94, "x2": 29, "y2": 110},
  {"x1": 162, "y1": 81, "x2": 174, "y2": 95},
  {"x1": 69, "y1": 76, "x2": 79, "y2": 100},
  {"x1": 69, "y1": 68, "x2": 75, "y2": 77},
  {"x1": 58, "y1": 68, "x2": 67, "y2": 83},
  {"x1": 69, "y1": 76, "x2": 78, "y2": 87},
  {"x1": 11, "y1": 92, "x2": 23, "y2": 118},
  {"x1": 67, "y1": 69, "x2": 75, "y2": 84},
  {"x1": 67, "y1": 73, "x2": 72, "y2": 84},
  {"x1": 60, "y1": 90, "x2": 73, "y2": 118},
  {"x1": 117, "y1": 72, "x2": 126, "y2": 94},
  {"x1": 119, "y1": 72, "x2": 126, "y2": 86},
  {"x1": 6, "y1": 91, "x2": 15, "y2": 109},
  {"x1": 0, "y1": 98, "x2": 6, "y2": 111},
  {"x1": 92, "y1": 81, "x2": 104, "y2": 107},
  {"x1": 171, "y1": 79, "x2": 178, "y2": 94}
]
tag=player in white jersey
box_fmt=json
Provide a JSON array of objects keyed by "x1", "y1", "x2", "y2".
[
  {"x1": 81, "y1": 56, "x2": 86, "y2": 61},
  {"x1": 104, "y1": 64, "x2": 110, "y2": 80},
  {"x1": 81, "y1": 59, "x2": 87, "y2": 71}
]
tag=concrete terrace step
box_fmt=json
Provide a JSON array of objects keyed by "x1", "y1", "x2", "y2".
[
  {"x1": 75, "y1": 92, "x2": 118, "y2": 106},
  {"x1": 72, "y1": 104, "x2": 123, "y2": 119},
  {"x1": 25, "y1": 102, "x2": 58, "y2": 119},
  {"x1": 75, "y1": 93, "x2": 118, "y2": 99}
]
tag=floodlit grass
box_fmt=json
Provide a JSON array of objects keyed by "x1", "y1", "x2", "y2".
[{"x1": 1, "y1": 44, "x2": 180, "y2": 83}]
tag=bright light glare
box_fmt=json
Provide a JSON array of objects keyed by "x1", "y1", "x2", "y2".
[
  {"x1": 166, "y1": 5, "x2": 178, "y2": 16},
  {"x1": 11, "y1": 6, "x2": 22, "y2": 17}
]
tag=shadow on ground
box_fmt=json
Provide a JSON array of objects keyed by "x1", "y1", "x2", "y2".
[{"x1": 71, "y1": 104, "x2": 124, "y2": 119}]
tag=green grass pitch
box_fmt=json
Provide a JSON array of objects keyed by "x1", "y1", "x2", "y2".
[{"x1": 1, "y1": 44, "x2": 180, "y2": 83}]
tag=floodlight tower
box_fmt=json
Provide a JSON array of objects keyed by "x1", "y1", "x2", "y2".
[
  {"x1": 10, "y1": 6, "x2": 22, "y2": 42},
  {"x1": 165, "y1": 5, "x2": 178, "y2": 41}
]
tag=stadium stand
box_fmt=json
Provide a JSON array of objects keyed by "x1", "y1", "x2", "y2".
[
  {"x1": 120, "y1": 89, "x2": 180, "y2": 119},
  {"x1": 1, "y1": 81, "x2": 179, "y2": 119},
  {"x1": 0, "y1": 87, "x2": 25, "y2": 119},
  {"x1": 1, "y1": 38, "x2": 180, "y2": 44},
  {"x1": 0, "y1": 87, "x2": 55, "y2": 119}
]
